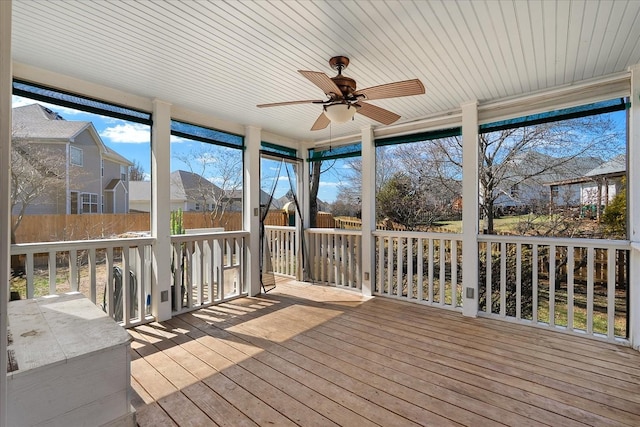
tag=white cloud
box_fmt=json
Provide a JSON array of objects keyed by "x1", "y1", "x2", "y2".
[
  {"x1": 11, "y1": 95, "x2": 34, "y2": 108},
  {"x1": 100, "y1": 123, "x2": 150, "y2": 143},
  {"x1": 319, "y1": 181, "x2": 341, "y2": 188},
  {"x1": 170, "y1": 135, "x2": 187, "y2": 143}
]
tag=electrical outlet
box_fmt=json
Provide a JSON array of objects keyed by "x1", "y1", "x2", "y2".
[
  {"x1": 466, "y1": 287, "x2": 474, "y2": 299},
  {"x1": 161, "y1": 290, "x2": 169, "y2": 302}
]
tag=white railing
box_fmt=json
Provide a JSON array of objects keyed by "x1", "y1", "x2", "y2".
[
  {"x1": 305, "y1": 228, "x2": 362, "y2": 290},
  {"x1": 170, "y1": 231, "x2": 248, "y2": 315},
  {"x1": 477, "y1": 234, "x2": 630, "y2": 342},
  {"x1": 374, "y1": 230, "x2": 463, "y2": 311},
  {"x1": 263, "y1": 225, "x2": 297, "y2": 278},
  {"x1": 10, "y1": 236, "x2": 154, "y2": 328}
]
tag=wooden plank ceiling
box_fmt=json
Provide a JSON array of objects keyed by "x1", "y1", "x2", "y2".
[{"x1": 11, "y1": 0, "x2": 640, "y2": 142}]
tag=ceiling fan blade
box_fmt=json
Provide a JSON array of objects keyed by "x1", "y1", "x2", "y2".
[
  {"x1": 357, "y1": 102, "x2": 401, "y2": 125},
  {"x1": 310, "y1": 111, "x2": 330, "y2": 131},
  {"x1": 257, "y1": 99, "x2": 324, "y2": 108},
  {"x1": 299, "y1": 70, "x2": 342, "y2": 96},
  {"x1": 355, "y1": 79, "x2": 425, "y2": 100}
]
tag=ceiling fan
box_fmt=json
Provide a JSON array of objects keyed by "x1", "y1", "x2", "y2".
[{"x1": 257, "y1": 56, "x2": 425, "y2": 131}]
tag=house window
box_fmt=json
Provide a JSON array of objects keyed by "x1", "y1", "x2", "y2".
[
  {"x1": 70, "y1": 146, "x2": 83, "y2": 166},
  {"x1": 81, "y1": 193, "x2": 98, "y2": 213},
  {"x1": 120, "y1": 165, "x2": 128, "y2": 181},
  {"x1": 195, "y1": 203, "x2": 200, "y2": 211},
  {"x1": 70, "y1": 191, "x2": 78, "y2": 214},
  {"x1": 510, "y1": 184, "x2": 519, "y2": 198}
]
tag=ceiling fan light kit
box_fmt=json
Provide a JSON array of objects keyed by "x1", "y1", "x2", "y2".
[
  {"x1": 257, "y1": 56, "x2": 425, "y2": 131},
  {"x1": 323, "y1": 103, "x2": 358, "y2": 123}
]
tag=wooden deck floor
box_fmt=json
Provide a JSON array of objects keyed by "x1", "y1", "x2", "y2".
[{"x1": 130, "y1": 279, "x2": 640, "y2": 426}]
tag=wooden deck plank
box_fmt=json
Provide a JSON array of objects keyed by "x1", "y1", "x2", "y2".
[
  {"x1": 201, "y1": 373, "x2": 299, "y2": 427},
  {"x1": 341, "y1": 302, "x2": 640, "y2": 396},
  {"x1": 334, "y1": 303, "x2": 640, "y2": 425},
  {"x1": 163, "y1": 317, "x2": 379, "y2": 426},
  {"x1": 132, "y1": 280, "x2": 640, "y2": 427},
  {"x1": 219, "y1": 316, "x2": 471, "y2": 426},
  {"x1": 297, "y1": 327, "x2": 588, "y2": 427},
  {"x1": 181, "y1": 382, "x2": 259, "y2": 427},
  {"x1": 157, "y1": 391, "x2": 216, "y2": 427},
  {"x1": 369, "y1": 299, "x2": 640, "y2": 377},
  {"x1": 246, "y1": 304, "x2": 547, "y2": 427},
  {"x1": 135, "y1": 402, "x2": 178, "y2": 427}
]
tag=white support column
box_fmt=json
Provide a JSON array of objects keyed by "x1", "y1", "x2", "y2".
[
  {"x1": 628, "y1": 64, "x2": 640, "y2": 349},
  {"x1": 0, "y1": 2, "x2": 11, "y2": 425},
  {"x1": 461, "y1": 100, "x2": 479, "y2": 317},
  {"x1": 244, "y1": 126, "x2": 261, "y2": 295},
  {"x1": 151, "y1": 99, "x2": 172, "y2": 321},
  {"x1": 360, "y1": 126, "x2": 375, "y2": 296}
]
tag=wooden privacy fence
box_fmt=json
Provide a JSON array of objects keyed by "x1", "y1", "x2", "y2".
[
  {"x1": 13, "y1": 210, "x2": 330, "y2": 243},
  {"x1": 13, "y1": 212, "x2": 247, "y2": 243}
]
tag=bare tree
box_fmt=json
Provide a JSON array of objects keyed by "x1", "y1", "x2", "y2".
[
  {"x1": 129, "y1": 159, "x2": 146, "y2": 181},
  {"x1": 10, "y1": 136, "x2": 69, "y2": 243},
  {"x1": 430, "y1": 115, "x2": 622, "y2": 234},
  {"x1": 309, "y1": 157, "x2": 340, "y2": 227},
  {"x1": 173, "y1": 145, "x2": 243, "y2": 228}
]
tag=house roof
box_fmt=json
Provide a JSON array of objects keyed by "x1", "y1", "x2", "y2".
[
  {"x1": 104, "y1": 178, "x2": 125, "y2": 191},
  {"x1": 12, "y1": 104, "x2": 88, "y2": 140},
  {"x1": 12, "y1": 103, "x2": 132, "y2": 166},
  {"x1": 170, "y1": 170, "x2": 223, "y2": 202},
  {"x1": 508, "y1": 151, "x2": 602, "y2": 185},
  {"x1": 585, "y1": 154, "x2": 626, "y2": 178},
  {"x1": 545, "y1": 154, "x2": 627, "y2": 187}
]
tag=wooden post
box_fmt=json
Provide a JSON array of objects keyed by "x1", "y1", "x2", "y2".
[
  {"x1": 360, "y1": 125, "x2": 375, "y2": 296},
  {"x1": 629, "y1": 64, "x2": 640, "y2": 350},
  {"x1": 462, "y1": 100, "x2": 479, "y2": 317},
  {"x1": 151, "y1": 99, "x2": 172, "y2": 321},
  {"x1": 0, "y1": 1, "x2": 11, "y2": 424},
  {"x1": 244, "y1": 126, "x2": 261, "y2": 295}
]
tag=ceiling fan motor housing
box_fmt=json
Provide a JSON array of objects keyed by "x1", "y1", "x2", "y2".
[{"x1": 331, "y1": 75, "x2": 357, "y2": 98}]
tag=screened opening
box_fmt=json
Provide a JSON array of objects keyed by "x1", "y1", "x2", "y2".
[
  {"x1": 477, "y1": 99, "x2": 629, "y2": 339},
  {"x1": 11, "y1": 82, "x2": 152, "y2": 312},
  {"x1": 169, "y1": 119, "x2": 244, "y2": 232},
  {"x1": 308, "y1": 143, "x2": 362, "y2": 229},
  {"x1": 477, "y1": 98, "x2": 628, "y2": 239},
  {"x1": 375, "y1": 128, "x2": 462, "y2": 232}
]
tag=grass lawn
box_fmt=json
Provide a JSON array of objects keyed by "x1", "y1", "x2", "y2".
[{"x1": 434, "y1": 213, "x2": 594, "y2": 235}]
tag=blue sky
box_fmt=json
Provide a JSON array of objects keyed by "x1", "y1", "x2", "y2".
[{"x1": 12, "y1": 95, "x2": 344, "y2": 202}]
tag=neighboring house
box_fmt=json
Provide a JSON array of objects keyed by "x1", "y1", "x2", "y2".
[
  {"x1": 130, "y1": 172, "x2": 325, "y2": 214},
  {"x1": 11, "y1": 104, "x2": 132, "y2": 215},
  {"x1": 491, "y1": 151, "x2": 602, "y2": 213},
  {"x1": 546, "y1": 154, "x2": 626, "y2": 216},
  {"x1": 129, "y1": 170, "x2": 238, "y2": 213}
]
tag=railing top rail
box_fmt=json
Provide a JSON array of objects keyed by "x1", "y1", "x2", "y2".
[
  {"x1": 171, "y1": 230, "x2": 249, "y2": 243},
  {"x1": 263, "y1": 225, "x2": 296, "y2": 231},
  {"x1": 11, "y1": 236, "x2": 155, "y2": 254},
  {"x1": 373, "y1": 230, "x2": 462, "y2": 240},
  {"x1": 305, "y1": 228, "x2": 363, "y2": 236},
  {"x1": 477, "y1": 233, "x2": 630, "y2": 248}
]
